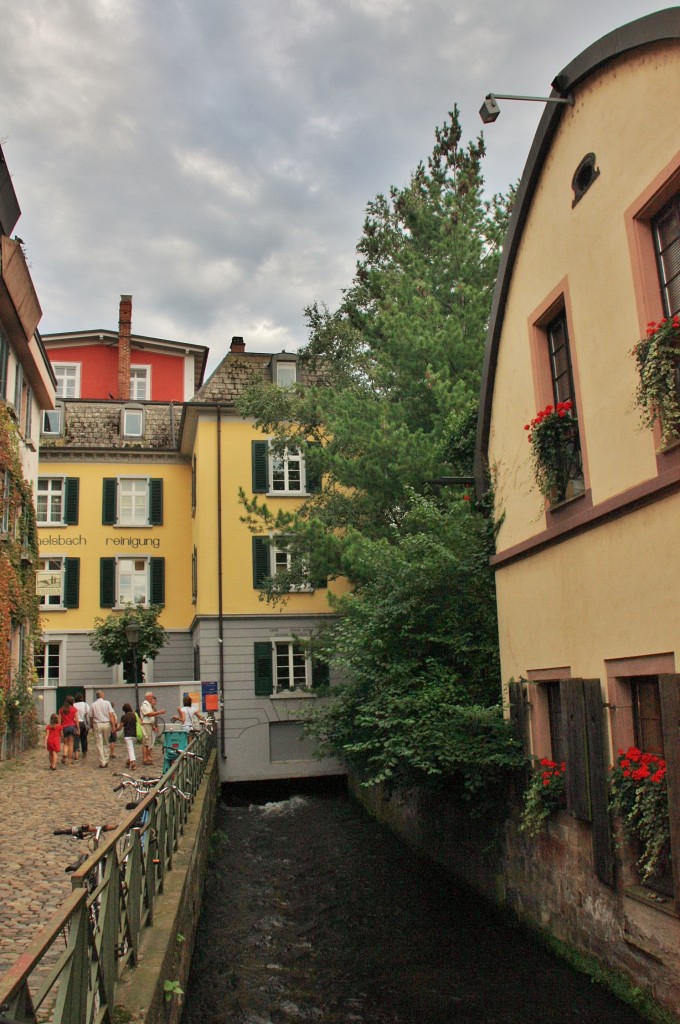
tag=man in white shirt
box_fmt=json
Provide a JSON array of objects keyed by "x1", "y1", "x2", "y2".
[
  {"x1": 90, "y1": 690, "x2": 116, "y2": 768},
  {"x1": 139, "y1": 691, "x2": 166, "y2": 766}
]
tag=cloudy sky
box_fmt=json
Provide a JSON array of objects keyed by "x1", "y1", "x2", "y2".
[{"x1": 1, "y1": 0, "x2": 669, "y2": 372}]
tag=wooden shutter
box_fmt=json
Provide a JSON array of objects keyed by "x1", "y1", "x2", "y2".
[
  {"x1": 305, "y1": 442, "x2": 323, "y2": 494},
  {"x1": 659, "y1": 674, "x2": 680, "y2": 911},
  {"x1": 508, "y1": 680, "x2": 529, "y2": 756},
  {"x1": 193, "y1": 646, "x2": 200, "y2": 682},
  {"x1": 582, "y1": 679, "x2": 614, "y2": 885},
  {"x1": 252, "y1": 441, "x2": 269, "y2": 493},
  {"x1": 312, "y1": 658, "x2": 330, "y2": 689},
  {"x1": 252, "y1": 537, "x2": 270, "y2": 588},
  {"x1": 64, "y1": 478, "x2": 79, "y2": 526},
  {"x1": 561, "y1": 679, "x2": 591, "y2": 821},
  {"x1": 63, "y1": 558, "x2": 80, "y2": 609},
  {"x1": 254, "y1": 642, "x2": 273, "y2": 696},
  {"x1": 102, "y1": 478, "x2": 117, "y2": 525},
  {"x1": 149, "y1": 558, "x2": 165, "y2": 605},
  {"x1": 100, "y1": 558, "x2": 116, "y2": 608},
  {"x1": 148, "y1": 479, "x2": 163, "y2": 525}
]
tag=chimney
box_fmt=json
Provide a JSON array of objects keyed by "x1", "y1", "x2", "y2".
[
  {"x1": 230, "y1": 336, "x2": 245, "y2": 353},
  {"x1": 118, "y1": 294, "x2": 132, "y2": 400}
]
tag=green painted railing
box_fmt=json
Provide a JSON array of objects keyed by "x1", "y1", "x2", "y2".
[{"x1": 0, "y1": 726, "x2": 216, "y2": 1024}]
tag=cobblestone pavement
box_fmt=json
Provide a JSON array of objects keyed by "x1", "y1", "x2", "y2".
[{"x1": 0, "y1": 743, "x2": 161, "y2": 975}]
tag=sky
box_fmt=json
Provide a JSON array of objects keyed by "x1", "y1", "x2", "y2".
[{"x1": 0, "y1": 0, "x2": 671, "y2": 374}]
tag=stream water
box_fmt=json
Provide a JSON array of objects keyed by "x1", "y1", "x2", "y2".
[{"x1": 182, "y1": 786, "x2": 646, "y2": 1024}]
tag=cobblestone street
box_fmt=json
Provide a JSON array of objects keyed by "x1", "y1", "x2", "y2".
[{"x1": 0, "y1": 744, "x2": 156, "y2": 973}]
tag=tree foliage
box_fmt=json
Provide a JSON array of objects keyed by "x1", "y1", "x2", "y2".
[
  {"x1": 237, "y1": 109, "x2": 520, "y2": 794},
  {"x1": 89, "y1": 605, "x2": 167, "y2": 684}
]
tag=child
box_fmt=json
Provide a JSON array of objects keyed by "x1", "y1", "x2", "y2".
[
  {"x1": 45, "y1": 714, "x2": 63, "y2": 770},
  {"x1": 119, "y1": 703, "x2": 138, "y2": 770}
]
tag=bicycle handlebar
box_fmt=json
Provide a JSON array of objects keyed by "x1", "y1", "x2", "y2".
[{"x1": 54, "y1": 824, "x2": 118, "y2": 837}]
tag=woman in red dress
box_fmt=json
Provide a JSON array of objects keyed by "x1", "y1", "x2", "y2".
[{"x1": 59, "y1": 695, "x2": 79, "y2": 766}]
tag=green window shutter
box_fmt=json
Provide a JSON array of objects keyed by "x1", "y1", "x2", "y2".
[
  {"x1": 63, "y1": 558, "x2": 80, "y2": 609},
  {"x1": 64, "y1": 478, "x2": 79, "y2": 526},
  {"x1": 100, "y1": 558, "x2": 116, "y2": 608},
  {"x1": 150, "y1": 558, "x2": 165, "y2": 605},
  {"x1": 252, "y1": 537, "x2": 270, "y2": 588},
  {"x1": 149, "y1": 479, "x2": 163, "y2": 525},
  {"x1": 312, "y1": 658, "x2": 330, "y2": 689},
  {"x1": 102, "y1": 478, "x2": 117, "y2": 525},
  {"x1": 305, "y1": 442, "x2": 323, "y2": 494},
  {"x1": 252, "y1": 441, "x2": 269, "y2": 493},
  {"x1": 254, "y1": 642, "x2": 273, "y2": 696}
]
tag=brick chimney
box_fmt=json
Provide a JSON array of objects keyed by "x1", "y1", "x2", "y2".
[
  {"x1": 230, "y1": 336, "x2": 245, "y2": 353},
  {"x1": 117, "y1": 294, "x2": 132, "y2": 399}
]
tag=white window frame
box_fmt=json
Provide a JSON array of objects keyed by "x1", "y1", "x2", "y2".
[
  {"x1": 42, "y1": 404, "x2": 64, "y2": 437},
  {"x1": 1, "y1": 469, "x2": 10, "y2": 534},
  {"x1": 130, "y1": 365, "x2": 151, "y2": 401},
  {"x1": 36, "y1": 477, "x2": 65, "y2": 525},
  {"x1": 116, "y1": 556, "x2": 150, "y2": 608},
  {"x1": 54, "y1": 363, "x2": 81, "y2": 399},
  {"x1": 269, "y1": 447, "x2": 305, "y2": 495},
  {"x1": 37, "y1": 556, "x2": 65, "y2": 609},
  {"x1": 275, "y1": 361, "x2": 297, "y2": 387},
  {"x1": 13, "y1": 362, "x2": 23, "y2": 418},
  {"x1": 272, "y1": 639, "x2": 311, "y2": 694},
  {"x1": 271, "y1": 538, "x2": 312, "y2": 592},
  {"x1": 34, "y1": 640, "x2": 62, "y2": 687},
  {"x1": 118, "y1": 478, "x2": 149, "y2": 526},
  {"x1": 122, "y1": 405, "x2": 145, "y2": 438}
]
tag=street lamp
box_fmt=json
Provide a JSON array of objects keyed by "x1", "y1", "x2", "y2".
[
  {"x1": 479, "y1": 92, "x2": 574, "y2": 124},
  {"x1": 124, "y1": 621, "x2": 141, "y2": 713}
]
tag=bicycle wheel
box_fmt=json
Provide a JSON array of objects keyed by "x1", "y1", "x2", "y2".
[{"x1": 154, "y1": 716, "x2": 166, "y2": 737}]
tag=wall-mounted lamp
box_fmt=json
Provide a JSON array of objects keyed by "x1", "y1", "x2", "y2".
[{"x1": 479, "y1": 92, "x2": 574, "y2": 124}]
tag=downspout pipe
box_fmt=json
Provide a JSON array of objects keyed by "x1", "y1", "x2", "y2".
[{"x1": 216, "y1": 405, "x2": 226, "y2": 760}]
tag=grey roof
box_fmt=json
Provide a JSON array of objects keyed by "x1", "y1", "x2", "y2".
[
  {"x1": 41, "y1": 400, "x2": 181, "y2": 452},
  {"x1": 193, "y1": 351, "x2": 323, "y2": 405}
]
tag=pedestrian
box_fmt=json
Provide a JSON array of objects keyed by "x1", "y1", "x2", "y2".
[
  {"x1": 119, "y1": 702, "x2": 138, "y2": 769},
  {"x1": 139, "y1": 691, "x2": 166, "y2": 766},
  {"x1": 109, "y1": 702, "x2": 119, "y2": 759},
  {"x1": 73, "y1": 691, "x2": 90, "y2": 761},
  {"x1": 173, "y1": 695, "x2": 204, "y2": 732},
  {"x1": 58, "y1": 695, "x2": 79, "y2": 766},
  {"x1": 90, "y1": 690, "x2": 116, "y2": 768},
  {"x1": 44, "y1": 714, "x2": 63, "y2": 770}
]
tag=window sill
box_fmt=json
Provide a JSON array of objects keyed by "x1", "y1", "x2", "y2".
[
  {"x1": 41, "y1": 606, "x2": 66, "y2": 613},
  {"x1": 37, "y1": 523, "x2": 66, "y2": 528},
  {"x1": 547, "y1": 487, "x2": 588, "y2": 515},
  {"x1": 271, "y1": 691, "x2": 316, "y2": 700},
  {"x1": 114, "y1": 523, "x2": 154, "y2": 529},
  {"x1": 267, "y1": 491, "x2": 308, "y2": 499},
  {"x1": 624, "y1": 885, "x2": 678, "y2": 919}
]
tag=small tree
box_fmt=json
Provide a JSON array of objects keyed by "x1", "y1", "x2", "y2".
[{"x1": 89, "y1": 605, "x2": 167, "y2": 684}]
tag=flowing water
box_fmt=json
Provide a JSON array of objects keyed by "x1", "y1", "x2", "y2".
[{"x1": 183, "y1": 786, "x2": 646, "y2": 1024}]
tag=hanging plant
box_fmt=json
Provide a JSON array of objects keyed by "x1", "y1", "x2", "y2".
[
  {"x1": 524, "y1": 401, "x2": 580, "y2": 504},
  {"x1": 632, "y1": 315, "x2": 680, "y2": 449},
  {"x1": 609, "y1": 746, "x2": 671, "y2": 885},
  {"x1": 519, "y1": 758, "x2": 567, "y2": 837}
]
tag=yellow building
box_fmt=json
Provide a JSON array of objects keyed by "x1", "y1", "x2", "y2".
[
  {"x1": 475, "y1": 7, "x2": 680, "y2": 968},
  {"x1": 38, "y1": 319, "x2": 344, "y2": 783}
]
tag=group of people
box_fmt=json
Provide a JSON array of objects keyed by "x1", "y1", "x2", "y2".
[{"x1": 44, "y1": 689, "x2": 170, "y2": 771}]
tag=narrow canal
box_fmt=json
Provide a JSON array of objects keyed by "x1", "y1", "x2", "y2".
[{"x1": 183, "y1": 785, "x2": 647, "y2": 1024}]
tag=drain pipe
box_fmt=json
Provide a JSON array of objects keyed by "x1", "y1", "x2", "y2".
[{"x1": 216, "y1": 404, "x2": 226, "y2": 760}]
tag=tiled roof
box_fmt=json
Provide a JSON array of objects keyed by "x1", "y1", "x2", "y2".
[
  {"x1": 193, "y1": 352, "x2": 323, "y2": 405},
  {"x1": 41, "y1": 401, "x2": 180, "y2": 451}
]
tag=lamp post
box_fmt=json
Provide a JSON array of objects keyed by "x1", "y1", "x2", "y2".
[{"x1": 124, "y1": 621, "x2": 141, "y2": 713}]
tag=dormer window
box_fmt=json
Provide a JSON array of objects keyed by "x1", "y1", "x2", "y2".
[
  {"x1": 42, "y1": 403, "x2": 64, "y2": 436},
  {"x1": 122, "y1": 405, "x2": 145, "y2": 438},
  {"x1": 273, "y1": 355, "x2": 297, "y2": 387}
]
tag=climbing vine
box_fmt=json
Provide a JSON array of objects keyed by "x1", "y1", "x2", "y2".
[{"x1": 0, "y1": 403, "x2": 40, "y2": 741}]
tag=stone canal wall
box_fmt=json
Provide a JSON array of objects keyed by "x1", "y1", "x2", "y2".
[
  {"x1": 116, "y1": 751, "x2": 219, "y2": 1024},
  {"x1": 350, "y1": 778, "x2": 680, "y2": 1021}
]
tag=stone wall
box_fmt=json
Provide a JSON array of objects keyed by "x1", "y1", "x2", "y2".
[{"x1": 351, "y1": 778, "x2": 680, "y2": 1020}]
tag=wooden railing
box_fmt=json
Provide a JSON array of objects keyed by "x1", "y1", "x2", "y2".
[{"x1": 0, "y1": 726, "x2": 216, "y2": 1024}]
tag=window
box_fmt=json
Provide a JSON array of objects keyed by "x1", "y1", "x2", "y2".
[
  {"x1": 102, "y1": 477, "x2": 163, "y2": 526},
  {"x1": 13, "y1": 363, "x2": 23, "y2": 418},
  {"x1": 546, "y1": 312, "x2": 584, "y2": 499},
  {"x1": 251, "y1": 441, "x2": 321, "y2": 496},
  {"x1": 571, "y1": 153, "x2": 599, "y2": 207},
  {"x1": 34, "y1": 641, "x2": 61, "y2": 686},
  {"x1": 545, "y1": 681, "x2": 566, "y2": 764},
  {"x1": 252, "y1": 536, "x2": 320, "y2": 591},
  {"x1": 24, "y1": 387, "x2": 32, "y2": 440},
  {"x1": 36, "y1": 478, "x2": 79, "y2": 526},
  {"x1": 0, "y1": 328, "x2": 8, "y2": 400},
  {"x1": 253, "y1": 641, "x2": 329, "y2": 696},
  {"x1": 653, "y1": 194, "x2": 680, "y2": 316},
  {"x1": 54, "y1": 364, "x2": 80, "y2": 398},
  {"x1": 1, "y1": 470, "x2": 9, "y2": 534},
  {"x1": 122, "y1": 406, "x2": 144, "y2": 438},
  {"x1": 36, "y1": 557, "x2": 80, "y2": 609},
  {"x1": 130, "y1": 366, "x2": 150, "y2": 400},
  {"x1": 100, "y1": 556, "x2": 165, "y2": 608},
  {"x1": 631, "y1": 675, "x2": 664, "y2": 756},
  {"x1": 192, "y1": 546, "x2": 197, "y2": 604},
  {"x1": 42, "y1": 405, "x2": 63, "y2": 436},
  {"x1": 274, "y1": 359, "x2": 297, "y2": 387}
]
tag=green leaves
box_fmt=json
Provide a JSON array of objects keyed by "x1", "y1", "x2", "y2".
[{"x1": 89, "y1": 605, "x2": 168, "y2": 674}]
